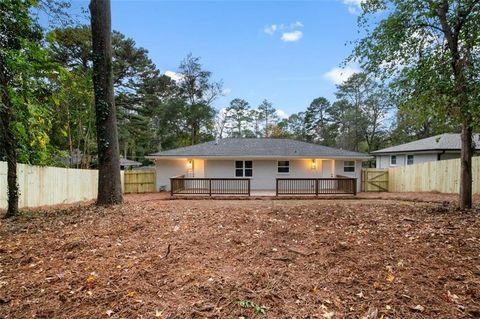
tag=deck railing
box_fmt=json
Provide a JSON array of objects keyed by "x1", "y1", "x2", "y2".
[
  {"x1": 170, "y1": 176, "x2": 251, "y2": 196},
  {"x1": 276, "y1": 177, "x2": 357, "y2": 196}
]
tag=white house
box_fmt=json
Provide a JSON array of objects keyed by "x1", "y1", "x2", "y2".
[
  {"x1": 372, "y1": 133, "x2": 479, "y2": 168},
  {"x1": 146, "y1": 138, "x2": 370, "y2": 194}
]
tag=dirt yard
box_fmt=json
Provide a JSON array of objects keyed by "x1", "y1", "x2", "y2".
[{"x1": 0, "y1": 195, "x2": 479, "y2": 318}]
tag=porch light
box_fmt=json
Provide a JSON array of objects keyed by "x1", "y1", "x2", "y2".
[
  {"x1": 311, "y1": 159, "x2": 316, "y2": 169},
  {"x1": 186, "y1": 160, "x2": 193, "y2": 169}
]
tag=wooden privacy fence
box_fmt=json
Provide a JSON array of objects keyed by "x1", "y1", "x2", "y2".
[
  {"x1": 276, "y1": 177, "x2": 357, "y2": 196},
  {"x1": 362, "y1": 169, "x2": 389, "y2": 192},
  {"x1": 388, "y1": 157, "x2": 480, "y2": 194},
  {"x1": 124, "y1": 170, "x2": 156, "y2": 193},
  {"x1": 170, "y1": 176, "x2": 251, "y2": 196},
  {"x1": 0, "y1": 161, "x2": 106, "y2": 209}
]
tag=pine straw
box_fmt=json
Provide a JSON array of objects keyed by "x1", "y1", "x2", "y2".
[{"x1": 0, "y1": 198, "x2": 479, "y2": 318}]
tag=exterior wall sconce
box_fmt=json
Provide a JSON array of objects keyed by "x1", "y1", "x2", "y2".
[
  {"x1": 311, "y1": 159, "x2": 316, "y2": 170},
  {"x1": 186, "y1": 159, "x2": 193, "y2": 170}
]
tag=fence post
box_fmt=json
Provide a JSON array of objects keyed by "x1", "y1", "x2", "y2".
[
  {"x1": 209, "y1": 179, "x2": 212, "y2": 196},
  {"x1": 170, "y1": 179, "x2": 173, "y2": 196},
  {"x1": 353, "y1": 178, "x2": 357, "y2": 195}
]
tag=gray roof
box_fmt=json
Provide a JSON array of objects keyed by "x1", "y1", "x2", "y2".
[
  {"x1": 148, "y1": 138, "x2": 369, "y2": 159},
  {"x1": 372, "y1": 133, "x2": 480, "y2": 154},
  {"x1": 120, "y1": 158, "x2": 141, "y2": 167}
]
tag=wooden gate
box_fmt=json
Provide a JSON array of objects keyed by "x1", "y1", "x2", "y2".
[
  {"x1": 361, "y1": 169, "x2": 388, "y2": 192},
  {"x1": 124, "y1": 170, "x2": 156, "y2": 193}
]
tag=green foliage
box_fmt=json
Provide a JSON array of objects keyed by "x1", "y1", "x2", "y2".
[
  {"x1": 0, "y1": 0, "x2": 64, "y2": 165},
  {"x1": 237, "y1": 300, "x2": 267, "y2": 315},
  {"x1": 353, "y1": 0, "x2": 480, "y2": 129}
]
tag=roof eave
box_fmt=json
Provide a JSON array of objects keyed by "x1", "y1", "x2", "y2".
[{"x1": 146, "y1": 155, "x2": 372, "y2": 160}]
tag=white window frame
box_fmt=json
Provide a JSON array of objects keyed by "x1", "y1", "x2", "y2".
[
  {"x1": 234, "y1": 160, "x2": 253, "y2": 178},
  {"x1": 343, "y1": 160, "x2": 355, "y2": 173},
  {"x1": 407, "y1": 154, "x2": 414, "y2": 165},
  {"x1": 390, "y1": 155, "x2": 397, "y2": 166},
  {"x1": 277, "y1": 160, "x2": 290, "y2": 174}
]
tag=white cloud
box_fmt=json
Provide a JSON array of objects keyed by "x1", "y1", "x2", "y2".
[
  {"x1": 281, "y1": 30, "x2": 303, "y2": 42},
  {"x1": 222, "y1": 88, "x2": 232, "y2": 95},
  {"x1": 323, "y1": 63, "x2": 360, "y2": 84},
  {"x1": 165, "y1": 70, "x2": 184, "y2": 82},
  {"x1": 343, "y1": 0, "x2": 365, "y2": 15},
  {"x1": 264, "y1": 24, "x2": 277, "y2": 35},
  {"x1": 264, "y1": 21, "x2": 304, "y2": 39},
  {"x1": 276, "y1": 109, "x2": 289, "y2": 119}
]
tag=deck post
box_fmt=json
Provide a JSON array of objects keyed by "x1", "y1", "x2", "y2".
[
  {"x1": 209, "y1": 179, "x2": 212, "y2": 196},
  {"x1": 170, "y1": 179, "x2": 173, "y2": 196},
  {"x1": 248, "y1": 179, "x2": 251, "y2": 196},
  {"x1": 315, "y1": 179, "x2": 319, "y2": 196},
  {"x1": 275, "y1": 179, "x2": 278, "y2": 196},
  {"x1": 353, "y1": 178, "x2": 357, "y2": 195}
]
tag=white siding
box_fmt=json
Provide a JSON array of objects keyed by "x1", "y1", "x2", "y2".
[
  {"x1": 334, "y1": 160, "x2": 362, "y2": 193},
  {"x1": 156, "y1": 158, "x2": 363, "y2": 192},
  {"x1": 376, "y1": 153, "x2": 439, "y2": 168},
  {"x1": 155, "y1": 159, "x2": 188, "y2": 191}
]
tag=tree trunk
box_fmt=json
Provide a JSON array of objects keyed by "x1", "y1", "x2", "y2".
[
  {"x1": 0, "y1": 56, "x2": 19, "y2": 218},
  {"x1": 459, "y1": 124, "x2": 472, "y2": 209},
  {"x1": 90, "y1": 0, "x2": 123, "y2": 205}
]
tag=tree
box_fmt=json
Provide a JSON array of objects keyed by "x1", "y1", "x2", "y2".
[
  {"x1": 89, "y1": 0, "x2": 123, "y2": 205},
  {"x1": 354, "y1": 0, "x2": 480, "y2": 209},
  {"x1": 257, "y1": 99, "x2": 278, "y2": 137},
  {"x1": 225, "y1": 98, "x2": 251, "y2": 137},
  {"x1": 304, "y1": 97, "x2": 331, "y2": 143},
  {"x1": 0, "y1": 0, "x2": 58, "y2": 217},
  {"x1": 177, "y1": 54, "x2": 223, "y2": 144},
  {"x1": 285, "y1": 112, "x2": 307, "y2": 140},
  {"x1": 48, "y1": 26, "x2": 173, "y2": 164}
]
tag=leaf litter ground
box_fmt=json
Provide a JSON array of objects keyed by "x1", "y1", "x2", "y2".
[{"x1": 0, "y1": 194, "x2": 479, "y2": 318}]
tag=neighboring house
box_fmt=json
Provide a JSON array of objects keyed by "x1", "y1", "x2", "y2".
[
  {"x1": 146, "y1": 138, "x2": 370, "y2": 193},
  {"x1": 120, "y1": 158, "x2": 142, "y2": 170},
  {"x1": 372, "y1": 133, "x2": 479, "y2": 168}
]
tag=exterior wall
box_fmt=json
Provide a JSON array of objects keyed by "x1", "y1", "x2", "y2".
[
  {"x1": 439, "y1": 152, "x2": 461, "y2": 160},
  {"x1": 155, "y1": 159, "x2": 188, "y2": 191},
  {"x1": 376, "y1": 153, "x2": 438, "y2": 168},
  {"x1": 156, "y1": 158, "x2": 363, "y2": 192}
]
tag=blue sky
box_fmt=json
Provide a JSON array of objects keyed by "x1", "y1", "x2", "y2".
[{"x1": 51, "y1": 0, "x2": 364, "y2": 117}]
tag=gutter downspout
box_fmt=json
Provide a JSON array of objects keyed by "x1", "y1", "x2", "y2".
[{"x1": 437, "y1": 150, "x2": 446, "y2": 161}]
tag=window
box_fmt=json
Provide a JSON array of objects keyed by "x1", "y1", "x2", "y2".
[
  {"x1": 277, "y1": 161, "x2": 290, "y2": 173},
  {"x1": 390, "y1": 155, "x2": 397, "y2": 166},
  {"x1": 235, "y1": 160, "x2": 253, "y2": 177},
  {"x1": 407, "y1": 155, "x2": 414, "y2": 165},
  {"x1": 343, "y1": 161, "x2": 355, "y2": 172}
]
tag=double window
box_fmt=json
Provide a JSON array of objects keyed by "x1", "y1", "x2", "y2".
[
  {"x1": 235, "y1": 160, "x2": 253, "y2": 177},
  {"x1": 343, "y1": 161, "x2": 355, "y2": 172},
  {"x1": 277, "y1": 161, "x2": 290, "y2": 174}
]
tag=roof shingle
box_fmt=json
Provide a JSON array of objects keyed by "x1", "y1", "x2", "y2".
[
  {"x1": 372, "y1": 133, "x2": 480, "y2": 154},
  {"x1": 148, "y1": 138, "x2": 369, "y2": 158}
]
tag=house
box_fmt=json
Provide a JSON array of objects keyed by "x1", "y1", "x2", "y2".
[
  {"x1": 120, "y1": 158, "x2": 142, "y2": 170},
  {"x1": 146, "y1": 138, "x2": 370, "y2": 194},
  {"x1": 372, "y1": 133, "x2": 479, "y2": 168}
]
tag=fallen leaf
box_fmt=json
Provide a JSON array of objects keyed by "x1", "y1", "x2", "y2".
[
  {"x1": 311, "y1": 286, "x2": 320, "y2": 294},
  {"x1": 106, "y1": 309, "x2": 114, "y2": 316},
  {"x1": 386, "y1": 273, "x2": 395, "y2": 283},
  {"x1": 322, "y1": 311, "x2": 335, "y2": 319},
  {"x1": 411, "y1": 305, "x2": 425, "y2": 312},
  {"x1": 127, "y1": 291, "x2": 136, "y2": 298}
]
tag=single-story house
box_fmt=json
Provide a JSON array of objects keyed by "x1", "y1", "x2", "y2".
[
  {"x1": 146, "y1": 138, "x2": 370, "y2": 194},
  {"x1": 372, "y1": 133, "x2": 479, "y2": 168},
  {"x1": 120, "y1": 158, "x2": 142, "y2": 170}
]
